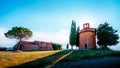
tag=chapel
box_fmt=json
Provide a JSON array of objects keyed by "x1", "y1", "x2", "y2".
[{"x1": 79, "y1": 23, "x2": 96, "y2": 50}]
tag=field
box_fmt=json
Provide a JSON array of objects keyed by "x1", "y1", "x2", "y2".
[{"x1": 0, "y1": 50, "x2": 120, "y2": 68}]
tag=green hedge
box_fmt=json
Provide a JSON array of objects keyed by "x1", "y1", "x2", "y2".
[{"x1": 52, "y1": 43, "x2": 62, "y2": 50}]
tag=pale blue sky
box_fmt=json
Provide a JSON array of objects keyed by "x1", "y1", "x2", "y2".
[{"x1": 0, "y1": 0, "x2": 120, "y2": 50}]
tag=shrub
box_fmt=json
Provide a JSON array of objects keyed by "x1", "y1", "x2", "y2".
[{"x1": 52, "y1": 43, "x2": 62, "y2": 50}]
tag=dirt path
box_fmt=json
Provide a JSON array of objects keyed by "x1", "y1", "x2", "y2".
[
  {"x1": 46, "y1": 51, "x2": 73, "y2": 68},
  {"x1": 51, "y1": 57, "x2": 120, "y2": 68}
]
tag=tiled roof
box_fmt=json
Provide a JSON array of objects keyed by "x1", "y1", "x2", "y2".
[
  {"x1": 20, "y1": 40, "x2": 52, "y2": 45},
  {"x1": 0, "y1": 47, "x2": 6, "y2": 49},
  {"x1": 21, "y1": 41, "x2": 33, "y2": 45},
  {"x1": 34, "y1": 40, "x2": 52, "y2": 44}
]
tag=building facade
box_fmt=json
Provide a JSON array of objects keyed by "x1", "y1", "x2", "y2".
[{"x1": 79, "y1": 23, "x2": 96, "y2": 50}]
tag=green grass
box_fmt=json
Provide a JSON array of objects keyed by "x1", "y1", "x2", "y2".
[
  {"x1": 59, "y1": 50, "x2": 120, "y2": 62},
  {"x1": 0, "y1": 50, "x2": 120, "y2": 68}
]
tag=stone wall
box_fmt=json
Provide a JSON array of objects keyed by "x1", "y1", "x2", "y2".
[
  {"x1": 79, "y1": 31, "x2": 96, "y2": 50},
  {"x1": 22, "y1": 44, "x2": 40, "y2": 51}
]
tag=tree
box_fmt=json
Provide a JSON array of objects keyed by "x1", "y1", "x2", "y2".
[
  {"x1": 5, "y1": 26, "x2": 33, "y2": 50},
  {"x1": 76, "y1": 26, "x2": 80, "y2": 48},
  {"x1": 66, "y1": 43, "x2": 69, "y2": 49},
  {"x1": 69, "y1": 20, "x2": 77, "y2": 50},
  {"x1": 52, "y1": 43, "x2": 62, "y2": 50},
  {"x1": 97, "y1": 22, "x2": 119, "y2": 49}
]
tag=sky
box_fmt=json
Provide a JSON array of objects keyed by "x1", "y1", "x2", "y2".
[{"x1": 0, "y1": 0, "x2": 120, "y2": 50}]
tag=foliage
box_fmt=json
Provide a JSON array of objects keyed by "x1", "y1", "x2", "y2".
[
  {"x1": 52, "y1": 43, "x2": 62, "y2": 50},
  {"x1": 76, "y1": 26, "x2": 80, "y2": 47},
  {"x1": 97, "y1": 22, "x2": 119, "y2": 49},
  {"x1": 66, "y1": 43, "x2": 69, "y2": 49},
  {"x1": 5, "y1": 26, "x2": 33, "y2": 41},
  {"x1": 69, "y1": 20, "x2": 77, "y2": 49}
]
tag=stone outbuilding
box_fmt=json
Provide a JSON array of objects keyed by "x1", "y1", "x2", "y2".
[
  {"x1": 79, "y1": 23, "x2": 96, "y2": 50},
  {"x1": 0, "y1": 47, "x2": 7, "y2": 51},
  {"x1": 13, "y1": 41, "x2": 53, "y2": 51}
]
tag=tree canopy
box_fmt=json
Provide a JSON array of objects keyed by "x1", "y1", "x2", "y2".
[
  {"x1": 69, "y1": 20, "x2": 77, "y2": 49},
  {"x1": 66, "y1": 43, "x2": 69, "y2": 49},
  {"x1": 52, "y1": 43, "x2": 62, "y2": 50},
  {"x1": 97, "y1": 22, "x2": 119, "y2": 49},
  {"x1": 5, "y1": 26, "x2": 33, "y2": 42}
]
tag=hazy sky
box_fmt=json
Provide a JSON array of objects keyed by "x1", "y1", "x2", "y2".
[{"x1": 0, "y1": 0, "x2": 120, "y2": 50}]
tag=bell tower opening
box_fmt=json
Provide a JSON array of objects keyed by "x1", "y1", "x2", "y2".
[{"x1": 83, "y1": 23, "x2": 90, "y2": 29}]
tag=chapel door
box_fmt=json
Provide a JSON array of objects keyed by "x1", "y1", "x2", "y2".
[{"x1": 84, "y1": 43, "x2": 88, "y2": 50}]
